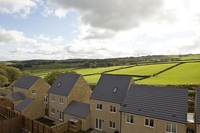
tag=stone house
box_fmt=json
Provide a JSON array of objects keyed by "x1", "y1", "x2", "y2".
[
  {"x1": 6, "y1": 75, "x2": 50, "y2": 119},
  {"x1": 195, "y1": 88, "x2": 200, "y2": 133},
  {"x1": 90, "y1": 74, "x2": 133, "y2": 133},
  {"x1": 48, "y1": 73, "x2": 92, "y2": 131},
  {"x1": 120, "y1": 84, "x2": 188, "y2": 133}
]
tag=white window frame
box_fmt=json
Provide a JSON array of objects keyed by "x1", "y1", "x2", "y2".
[
  {"x1": 109, "y1": 121, "x2": 116, "y2": 129},
  {"x1": 43, "y1": 96, "x2": 48, "y2": 103},
  {"x1": 166, "y1": 122, "x2": 177, "y2": 133},
  {"x1": 51, "y1": 108, "x2": 55, "y2": 114},
  {"x1": 96, "y1": 103, "x2": 102, "y2": 110},
  {"x1": 51, "y1": 95, "x2": 55, "y2": 102},
  {"x1": 126, "y1": 114, "x2": 134, "y2": 124},
  {"x1": 59, "y1": 98, "x2": 64, "y2": 104},
  {"x1": 32, "y1": 90, "x2": 36, "y2": 95},
  {"x1": 110, "y1": 105, "x2": 116, "y2": 113},
  {"x1": 144, "y1": 118, "x2": 154, "y2": 128}
]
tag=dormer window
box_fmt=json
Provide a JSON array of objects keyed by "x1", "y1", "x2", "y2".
[
  {"x1": 57, "y1": 82, "x2": 62, "y2": 87},
  {"x1": 113, "y1": 87, "x2": 118, "y2": 93}
]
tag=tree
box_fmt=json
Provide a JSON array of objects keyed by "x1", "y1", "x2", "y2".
[
  {"x1": 44, "y1": 70, "x2": 77, "y2": 85},
  {"x1": 44, "y1": 71, "x2": 62, "y2": 85},
  {"x1": 0, "y1": 75, "x2": 9, "y2": 87},
  {"x1": 5, "y1": 67, "x2": 21, "y2": 83}
]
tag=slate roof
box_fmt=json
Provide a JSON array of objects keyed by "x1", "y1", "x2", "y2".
[
  {"x1": 120, "y1": 84, "x2": 188, "y2": 124},
  {"x1": 196, "y1": 88, "x2": 200, "y2": 124},
  {"x1": 13, "y1": 76, "x2": 39, "y2": 89},
  {"x1": 48, "y1": 73, "x2": 80, "y2": 96},
  {"x1": 63, "y1": 101, "x2": 90, "y2": 119},
  {"x1": 90, "y1": 74, "x2": 132, "y2": 104},
  {"x1": 15, "y1": 98, "x2": 34, "y2": 111},
  {"x1": 10, "y1": 92, "x2": 25, "y2": 101}
]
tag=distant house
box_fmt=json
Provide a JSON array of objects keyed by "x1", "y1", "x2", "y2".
[
  {"x1": 120, "y1": 84, "x2": 188, "y2": 133},
  {"x1": 90, "y1": 74, "x2": 133, "y2": 133},
  {"x1": 48, "y1": 73, "x2": 92, "y2": 129},
  {"x1": 6, "y1": 75, "x2": 50, "y2": 119}
]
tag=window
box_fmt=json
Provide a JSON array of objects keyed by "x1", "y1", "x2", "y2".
[
  {"x1": 113, "y1": 87, "x2": 118, "y2": 93},
  {"x1": 51, "y1": 108, "x2": 55, "y2": 114},
  {"x1": 144, "y1": 118, "x2": 154, "y2": 127},
  {"x1": 126, "y1": 114, "x2": 134, "y2": 124},
  {"x1": 59, "y1": 98, "x2": 63, "y2": 104},
  {"x1": 110, "y1": 105, "x2": 116, "y2": 113},
  {"x1": 51, "y1": 96, "x2": 55, "y2": 102},
  {"x1": 97, "y1": 103, "x2": 102, "y2": 110},
  {"x1": 57, "y1": 82, "x2": 62, "y2": 87},
  {"x1": 166, "y1": 123, "x2": 176, "y2": 133},
  {"x1": 109, "y1": 121, "x2": 116, "y2": 129},
  {"x1": 32, "y1": 90, "x2": 36, "y2": 94},
  {"x1": 43, "y1": 96, "x2": 48, "y2": 103}
]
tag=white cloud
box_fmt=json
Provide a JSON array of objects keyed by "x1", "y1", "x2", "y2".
[{"x1": 0, "y1": 0, "x2": 41, "y2": 18}]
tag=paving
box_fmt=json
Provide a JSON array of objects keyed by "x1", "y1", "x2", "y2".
[{"x1": 90, "y1": 129, "x2": 104, "y2": 133}]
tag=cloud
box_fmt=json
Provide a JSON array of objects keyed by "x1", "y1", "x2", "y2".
[
  {"x1": 0, "y1": 28, "x2": 37, "y2": 45},
  {"x1": 0, "y1": 0, "x2": 41, "y2": 18},
  {"x1": 48, "y1": 0, "x2": 167, "y2": 31}
]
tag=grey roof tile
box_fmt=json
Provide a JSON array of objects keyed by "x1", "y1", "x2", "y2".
[
  {"x1": 48, "y1": 73, "x2": 80, "y2": 96},
  {"x1": 15, "y1": 98, "x2": 34, "y2": 111},
  {"x1": 63, "y1": 101, "x2": 90, "y2": 119},
  {"x1": 13, "y1": 76, "x2": 39, "y2": 89},
  {"x1": 121, "y1": 84, "x2": 188, "y2": 124},
  {"x1": 196, "y1": 88, "x2": 200, "y2": 124},
  {"x1": 90, "y1": 74, "x2": 132, "y2": 104},
  {"x1": 10, "y1": 92, "x2": 25, "y2": 101}
]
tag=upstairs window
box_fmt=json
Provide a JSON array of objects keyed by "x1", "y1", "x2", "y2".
[
  {"x1": 51, "y1": 96, "x2": 55, "y2": 102},
  {"x1": 59, "y1": 98, "x2": 64, "y2": 104},
  {"x1": 32, "y1": 90, "x2": 36, "y2": 94},
  {"x1": 126, "y1": 114, "x2": 134, "y2": 124},
  {"x1": 51, "y1": 108, "x2": 55, "y2": 114},
  {"x1": 97, "y1": 103, "x2": 102, "y2": 110},
  {"x1": 166, "y1": 123, "x2": 176, "y2": 133},
  {"x1": 110, "y1": 105, "x2": 116, "y2": 113},
  {"x1": 43, "y1": 96, "x2": 48, "y2": 103},
  {"x1": 144, "y1": 118, "x2": 154, "y2": 128}
]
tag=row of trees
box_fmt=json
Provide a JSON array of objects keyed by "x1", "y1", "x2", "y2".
[{"x1": 0, "y1": 63, "x2": 31, "y2": 87}]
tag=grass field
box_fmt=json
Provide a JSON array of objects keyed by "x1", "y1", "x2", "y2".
[
  {"x1": 136, "y1": 62, "x2": 200, "y2": 85},
  {"x1": 75, "y1": 66, "x2": 127, "y2": 75},
  {"x1": 106, "y1": 63, "x2": 177, "y2": 76}
]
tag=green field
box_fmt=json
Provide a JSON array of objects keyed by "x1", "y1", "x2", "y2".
[
  {"x1": 106, "y1": 63, "x2": 177, "y2": 76},
  {"x1": 75, "y1": 66, "x2": 125, "y2": 75},
  {"x1": 137, "y1": 62, "x2": 200, "y2": 85}
]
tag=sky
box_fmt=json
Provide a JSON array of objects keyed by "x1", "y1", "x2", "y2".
[{"x1": 0, "y1": 0, "x2": 200, "y2": 61}]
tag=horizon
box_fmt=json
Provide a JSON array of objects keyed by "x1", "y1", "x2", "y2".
[{"x1": 1, "y1": 0, "x2": 200, "y2": 61}]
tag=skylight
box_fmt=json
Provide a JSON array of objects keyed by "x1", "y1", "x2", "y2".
[
  {"x1": 113, "y1": 87, "x2": 118, "y2": 93},
  {"x1": 57, "y1": 82, "x2": 62, "y2": 87}
]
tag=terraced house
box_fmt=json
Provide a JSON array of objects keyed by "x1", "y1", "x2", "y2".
[
  {"x1": 48, "y1": 73, "x2": 92, "y2": 131},
  {"x1": 90, "y1": 74, "x2": 134, "y2": 133},
  {"x1": 6, "y1": 75, "x2": 51, "y2": 119},
  {"x1": 120, "y1": 85, "x2": 188, "y2": 133}
]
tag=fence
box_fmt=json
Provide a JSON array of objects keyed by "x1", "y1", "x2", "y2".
[{"x1": 0, "y1": 105, "x2": 68, "y2": 133}]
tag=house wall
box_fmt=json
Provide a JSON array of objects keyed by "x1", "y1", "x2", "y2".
[
  {"x1": 67, "y1": 76, "x2": 91, "y2": 104},
  {"x1": 90, "y1": 99, "x2": 121, "y2": 133},
  {"x1": 64, "y1": 113, "x2": 91, "y2": 131},
  {"x1": 121, "y1": 113, "x2": 187, "y2": 133},
  {"x1": 49, "y1": 76, "x2": 91, "y2": 121},
  {"x1": 22, "y1": 100, "x2": 45, "y2": 119},
  {"x1": 48, "y1": 93, "x2": 69, "y2": 120},
  {"x1": 196, "y1": 124, "x2": 200, "y2": 133}
]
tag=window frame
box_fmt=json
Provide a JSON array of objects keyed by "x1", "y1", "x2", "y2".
[
  {"x1": 109, "y1": 121, "x2": 116, "y2": 129},
  {"x1": 32, "y1": 90, "x2": 36, "y2": 95},
  {"x1": 43, "y1": 96, "x2": 48, "y2": 103},
  {"x1": 110, "y1": 105, "x2": 116, "y2": 113},
  {"x1": 96, "y1": 103, "x2": 102, "y2": 110},
  {"x1": 144, "y1": 118, "x2": 154, "y2": 128},
  {"x1": 166, "y1": 122, "x2": 177, "y2": 133},
  {"x1": 51, "y1": 108, "x2": 55, "y2": 114},
  {"x1": 126, "y1": 114, "x2": 134, "y2": 124},
  {"x1": 59, "y1": 98, "x2": 64, "y2": 104}
]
